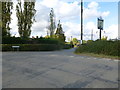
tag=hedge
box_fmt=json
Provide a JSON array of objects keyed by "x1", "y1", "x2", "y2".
[
  {"x1": 2, "y1": 44, "x2": 62, "y2": 51},
  {"x1": 2, "y1": 37, "x2": 61, "y2": 44},
  {"x1": 63, "y1": 44, "x2": 73, "y2": 49},
  {"x1": 2, "y1": 36, "x2": 73, "y2": 51},
  {"x1": 2, "y1": 37, "x2": 27, "y2": 44},
  {"x1": 75, "y1": 40, "x2": 119, "y2": 57}
]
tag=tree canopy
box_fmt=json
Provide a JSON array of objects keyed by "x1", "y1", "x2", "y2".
[
  {"x1": 48, "y1": 8, "x2": 56, "y2": 37},
  {"x1": 1, "y1": 1, "x2": 13, "y2": 37},
  {"x1": 16, "y1": 0, "x2": 36, "y2": 38},
  {"x1": 55, "y1": 20, "x2": 65, "y2": 42}
]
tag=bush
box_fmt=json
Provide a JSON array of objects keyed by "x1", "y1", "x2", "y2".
[
  {"x1": 63, "y1": 44, "x2": 72, "y2": 49},
  {"x1": 2, "y1": 37, "x2": 28, "y2": 44},
  {"x1": 75, "y1": 40, "x2": 119, "y2": 57},
  {"x1": 2, "y1": 37, "x2": 73, "y2": 51},
  {"x1": 2, "y1": 37, "x2": 62, "y2": 44},
  {"x1": 32, "y1": 38, "x2": 61, "y2": 44},
  {"x1": 2, "y1": 44, "x2": 62, "y2": 51}
]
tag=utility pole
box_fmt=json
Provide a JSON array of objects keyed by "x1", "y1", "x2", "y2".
[
  {"x1": 91, "y1": 29, "x2": 93, "y2": 40},
  {"x1": 71, "y1": 36, "x2": 73, "y2": 48},
  {"x1": 71, "y1": 36, "x2": 72, "y2": 42},
  {"x1": 81, "y1": 0, "x2": 83, "y2": 44},
  {"x1": 47, "y1": 30, "x2": 49, "y2": 36}
]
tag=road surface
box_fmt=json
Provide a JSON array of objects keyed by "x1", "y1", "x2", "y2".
[{"x1": 2, "y1": 48, "x2": 119, "y2": 88}]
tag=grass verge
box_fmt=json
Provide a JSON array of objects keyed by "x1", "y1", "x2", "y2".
[{"x1": 75, "y1": 52, "x2": 119, "y2": 60}]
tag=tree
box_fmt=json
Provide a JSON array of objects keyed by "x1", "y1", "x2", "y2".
[
  {"x1": 83, "y1": 40, "x2": 87, "y2": 44},
  {"x1": 72, "y1": 38, "x2": 79, "y2": 45},
  {"x1": 55, "y1": 20, "x2": 65, "y2": 42},
  {"x1": 1, "y1": 1, "x2": 13, "y2": 37},
  {"x1": 48, "y1": 8, "x2": 56, "y2": 37},
  {"x1": 87, "y1": 40, "x2": 93, "y2": 43},
  {"x1": 101, "y1": 36, "x2": 107, "y2": 40},
  {"x1": 16, "y1": 0, "x2": 36, "y2": 38}
]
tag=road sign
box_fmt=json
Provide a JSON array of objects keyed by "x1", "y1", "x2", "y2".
[{"x1": 98, "y1": 18, "x2": 104, "y2": 30}]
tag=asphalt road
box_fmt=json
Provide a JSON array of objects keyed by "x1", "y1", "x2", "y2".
[{"x1": 2, "y1": 48, "x2": 119, "y2": 88}]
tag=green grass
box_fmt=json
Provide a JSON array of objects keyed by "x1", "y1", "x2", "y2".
[{"x1": 75, "y1": 52, "x2": 119, "y2": 60}]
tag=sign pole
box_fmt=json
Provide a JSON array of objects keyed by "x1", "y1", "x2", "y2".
[{"x1": 100, "y1": 29, "x2": 102, "y2": 40}]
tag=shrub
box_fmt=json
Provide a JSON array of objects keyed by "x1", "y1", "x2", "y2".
[
  {"x1": 2, "y1": 37, "x2": 61, "y2": 44},
  {"x1": 32, "y1": 38, "x2": 61, "y2": 44},
  {"x1": 2, "y1": 44, "x2": 62, "y2": 51},
  {"x1": 2, "y1": 37, "x2": 28, "y2": 44},
  {"x1": 63, "y1": 44, "x2": 72, "y2": 49},
  {"x1": 2, "y1": 37, "x2": 73, "y2": 51},
  {"x1": 75, "y1": 40, "x2": 119, "y2": 57}
]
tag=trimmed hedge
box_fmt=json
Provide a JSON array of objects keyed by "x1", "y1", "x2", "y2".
[
  {"x1": 2, "y1": 37, "x2": 28, "y2": 44},
  {"x1": 2, "y1": 37, "x2": 73, "y2": 51},
  {"x1": 33, "y1": 38, "x2": 61, "y2": 44},
  {"x1": 2, "y1": 37, "x2": 62, "y2": 44},
  {"x1": 63, "y1": 44, "x2": 73, "y2": 49},
  {"x1": 2, "y1": 44, "x2": 62, "y2": 51},
  {"x1": 75, "y1": 40, "x2": 119, "y2": 57}
]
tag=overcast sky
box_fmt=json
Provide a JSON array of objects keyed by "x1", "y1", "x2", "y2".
[{"x1": 10, "y1": 0, "x2": 119, "y2": 41}]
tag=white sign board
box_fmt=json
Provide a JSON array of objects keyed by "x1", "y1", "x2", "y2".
[{"x1": 98, "y1": 18, "x2": 104, "y2": 30}]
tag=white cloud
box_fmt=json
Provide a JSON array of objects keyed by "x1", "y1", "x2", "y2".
[
  {"x1": 84, "y1": 22, "x2": 97, "y2": 31},
  {"x1": 83, "y1": 22, "x2": 99, "y2": 40},
  {"x1": 58, "y1": 1, "x2": 80, "y2": 18},
  {"x1": 105, "y1": 24, "x2": 118, "y2": 39},
  {"x1": 84, "y1": 0, "x2": 119, "y2": 2},
  {"x1": 32, "y1": 20, "x2": 48, "y2": 32},
  {"x1": 63, "y1": 22, "x2": 81, "y2": 38},
  {"x1": 84, "y1": 1, "x2": 110, "y2": 19},
  {"x1": 40, "y1": 0, "x2": 59, "y2": 8},
  {"x1": 101, "y1": 11, "x2": 110, "y2": 17},
  {"x1": 31, "y1": 20, "x2": 48, "y2": 37},
  {"x1": 40, "y1": 0, "x2": 80, "y2": 21},
  {"x1": 88, "y1": 1, "x2": 99, "y2": 8}
]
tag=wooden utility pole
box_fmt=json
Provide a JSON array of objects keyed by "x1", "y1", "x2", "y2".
[
  {"x1": 81, "y1": 0, "x2": 83, "y2": 44},
  {"x1": 91, "y1": 29, "x2": 93, "y2": 40},
  {"x1": 71, "y1": 36, "x2": 72, "y2": 42}
]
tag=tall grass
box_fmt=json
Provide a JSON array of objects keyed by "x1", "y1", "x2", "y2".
[{"x1": 75, "y1": 40, "x2": 119, "y2": 57}]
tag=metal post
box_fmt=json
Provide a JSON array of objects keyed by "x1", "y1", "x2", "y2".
[
  {"x1": 100, "y1": 29, "x2": 102, "y2": 40},
  {"x1": 81, "y1": 0, "x2": 83, "y2": 44}
]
